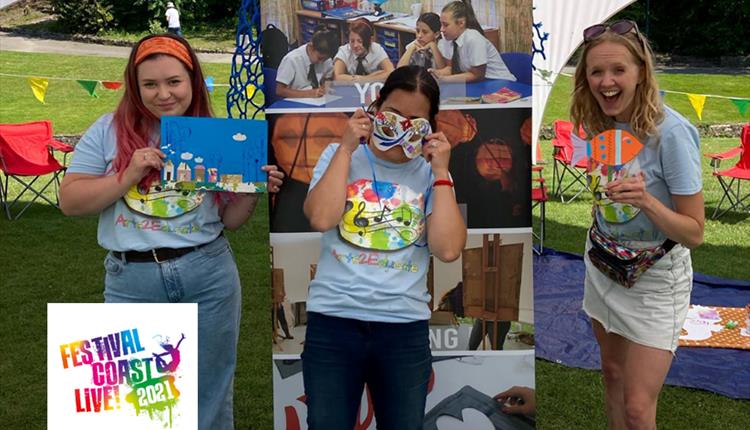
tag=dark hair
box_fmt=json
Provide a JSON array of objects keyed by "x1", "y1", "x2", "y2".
[
  {"x1": 310, "y1": 24, "x2": 338, "y2": 59},
  {"x1": 370, "y1": 65, "x2": 440, "y2": 129},
  {"x1": 443, "y1": 0, "x2": 484, "y2": 35},
  {"x1": 418, "y1": 12, "x2": 441, "y2": 33},
  {"x1": 348, "y1": 19, "x2": 374, "y2": 51}
]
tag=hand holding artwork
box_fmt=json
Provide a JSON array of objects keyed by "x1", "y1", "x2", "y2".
[
  {"x1": 605, "y1": 172, "x2": 651, "y2": 208},
  {"x1": 422, "y1": 131, "x2": 451, "y2": 177},
  {"x1": 494, "y1": 386, "x2": 535, "y2": 416},
  {"x1": 341, "y1": 108, "x2": 371, "y2": 154},
  {"x1": 123, "y1": 147, "x2": 165, "y2": 186},
  {"x1": 263, "y1": 164, "x2": 285, "y2": 193}
]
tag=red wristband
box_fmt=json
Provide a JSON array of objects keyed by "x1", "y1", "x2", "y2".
[{"x1": 433, "y1": 179, "x2": 454, "y2": 188}]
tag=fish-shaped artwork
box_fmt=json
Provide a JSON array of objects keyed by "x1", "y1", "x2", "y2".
[
  {"x1": 571, "y1": 128, "x2": 643, "y2": 168},
  {"x1": 589, "y1": 129, "x2": 643, "y2": 166}
]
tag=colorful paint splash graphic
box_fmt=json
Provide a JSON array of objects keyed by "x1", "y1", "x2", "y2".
[{"x1": 59, "y1": 329, "x2": 187, "y2": 428}]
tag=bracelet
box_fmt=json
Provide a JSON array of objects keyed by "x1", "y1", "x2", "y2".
[{"x1": 433, "y1": 179, "x2": 454, "y2": 188}]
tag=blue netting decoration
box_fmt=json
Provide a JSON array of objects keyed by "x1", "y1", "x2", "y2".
[
  {"x1": 531, "y1": 11, "x2": 551, "y2": 83},
  {"x1": 227, "y1": 0, "x2": 263, "y2": 120},
  {"x1": 531, "y1": 17, "x2": 548, "y2": 71}
]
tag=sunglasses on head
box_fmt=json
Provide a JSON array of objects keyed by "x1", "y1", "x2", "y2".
[{"x1": 583, "y1": 19, "x2": 639, "y2": 42}]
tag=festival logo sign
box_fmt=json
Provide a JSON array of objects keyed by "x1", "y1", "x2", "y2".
[{"x1": 48, "y1": 303, "x2": 198, "y2": 430}]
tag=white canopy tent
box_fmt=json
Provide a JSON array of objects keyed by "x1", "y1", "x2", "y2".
[{"x1": 532, "y1": 0, "x2": 638, "y2": 163}]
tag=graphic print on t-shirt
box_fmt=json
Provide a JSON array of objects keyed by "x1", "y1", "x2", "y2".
[
  {"x1": 338, "y1": 178, "x2": 425, "y2": 251},
  {"x1": 123, "y1": 183, "x2": 205, "y2": 219}
]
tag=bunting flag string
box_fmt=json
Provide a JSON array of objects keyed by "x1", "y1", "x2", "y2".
[
  {"x1": 1, "y1": 72, "x2": 230, "y2": 104},
  {"x1": 556, "y1": 72, "x2": 749, "y2": 119},
  {"x1": 4, "y1": 71, "x2": 746, "y2": 117}
]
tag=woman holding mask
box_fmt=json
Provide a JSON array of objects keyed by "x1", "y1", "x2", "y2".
[{"x1": 302, "y1": 65, "x2": 466, "y2": 429}]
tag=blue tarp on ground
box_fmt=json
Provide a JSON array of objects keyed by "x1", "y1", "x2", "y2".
[{"x1": 534, "y1": 248, "x2": 750, "y2": 399}]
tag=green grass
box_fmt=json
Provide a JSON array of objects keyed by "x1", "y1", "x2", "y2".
[
  {"x1": 0, "y1": 196, "x2": 273, "y2": 429},
  {"x1": 536, "y1": 360, "x2": 750, "y2": 429},
  {"x1": 0, "y1": 51, "x2": 234, "y2": 133},
  {"x1": 1, "y1": 51, "x2": 748, "y2": 429},
  {"x1": 542, "y1": 73, "x2": 750, "y2": 126},
  {"x1": 0, "y1": 51, "x2": 268, "y2": 134}
]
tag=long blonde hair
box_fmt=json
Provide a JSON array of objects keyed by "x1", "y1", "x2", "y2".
[{"x1": 570, "y1": 29, "x2": 663, "y2": 140}]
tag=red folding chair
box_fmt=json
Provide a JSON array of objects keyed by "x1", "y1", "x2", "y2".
[
  {"x1": 551, "y1": 120, "x2": 589, "y2": 203},
  {"x1": 0, "y1": 121, "x2": 73, "y2": 220},
  {"x1": 711, "y1": 124, "x2": 750, "y2": 219},
  {"x1": 531, "y1": 165, "x2": 548, "y2": 255}
]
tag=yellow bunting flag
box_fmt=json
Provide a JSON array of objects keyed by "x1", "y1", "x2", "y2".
[
  {"x1": 687, "y1": 93, "x2": 707, "y2": 121},
  {"x1": 245, "y1": 83, "x2": 257, "y2": 98},
  {"x1": 27, "y1": 77, "x2": 49, "y2": 104}
]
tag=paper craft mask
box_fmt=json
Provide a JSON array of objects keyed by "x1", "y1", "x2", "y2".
[{"x1": 370, "y1": 111, "x2": 432, "y2": 159}]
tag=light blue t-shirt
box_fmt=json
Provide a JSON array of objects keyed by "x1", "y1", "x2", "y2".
[
  {"x1": 307, "y1": 144, "x2": 435, "y2": 322},
  {"x1": 67, "y1": 114, "x2": 224, "y2": 252},
  {"x1": 596, "y1": 107, "x2": 702, "y2": 242}
]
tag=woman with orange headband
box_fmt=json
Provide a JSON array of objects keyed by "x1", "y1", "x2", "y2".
[{"x1": 60, "y1": 34, "x2": 284, "y2": 430}]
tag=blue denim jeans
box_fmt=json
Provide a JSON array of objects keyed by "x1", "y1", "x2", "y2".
[
  {"x1": 302, "y1": 312, "x2": 432, "y2": 430},
  {"x1": 103, "y1": 234, "x2": 240, "y2": 430}
]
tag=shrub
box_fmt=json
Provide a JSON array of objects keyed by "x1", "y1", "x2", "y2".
[{"x1": 50, "y1": 0, "x2": 113, "y2": 34}]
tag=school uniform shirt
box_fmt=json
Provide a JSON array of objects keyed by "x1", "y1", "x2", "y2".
[
  {"x1": 306, "y1": 144, "x2": 435, "y2": 322},
  {"x1": 438, "y1": 29, "x2": 515, "y2": 81},
  {"x1": 334, "y1": 42, "x2": 390, "y2": 76},
  {"x1": 404, "y1": 40, "x2": 436, "y2": 69},
  {"x1": 276, "y1": 44, "x2": 333, "y2": 90}
]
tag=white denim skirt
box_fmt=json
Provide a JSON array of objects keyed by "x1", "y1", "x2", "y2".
[{"x1": 582, "y1": 234, "x2": 693, "y2": 352}]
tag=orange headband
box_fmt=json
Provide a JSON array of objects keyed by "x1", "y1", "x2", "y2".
[{"x1": 134, "y1": 36, "x2": 194, "y2": 70}]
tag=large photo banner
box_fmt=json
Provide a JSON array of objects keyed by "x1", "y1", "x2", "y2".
[{"x1": 262, "y1": 1, "x2": 534, "y2": 428}]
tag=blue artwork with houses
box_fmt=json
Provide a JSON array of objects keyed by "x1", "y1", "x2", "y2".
[{"x1": 160, "y1": 116, "x2": 268, "y2": 193}]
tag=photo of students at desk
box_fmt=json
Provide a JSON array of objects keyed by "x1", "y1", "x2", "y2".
[
  {"x1": 333, "y1": 18, "x2": 395, "y2": 82},
  {"x1": 275, "y1": 25, "x2": 338, "y2": 99},
  {"x1": 396, "y1": 12, "x2": 446, "y2": 70},
  {"x1": 430, "y1": 1, "x2": 516, "y2": 83},
  {"x1": 267, "y1": 0, "x2": 530, "y2": 110}
]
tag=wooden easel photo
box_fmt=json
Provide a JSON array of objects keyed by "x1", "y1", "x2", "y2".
[{"x1": 462, "y1": 234, "x2": 523, "y2": 349}]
